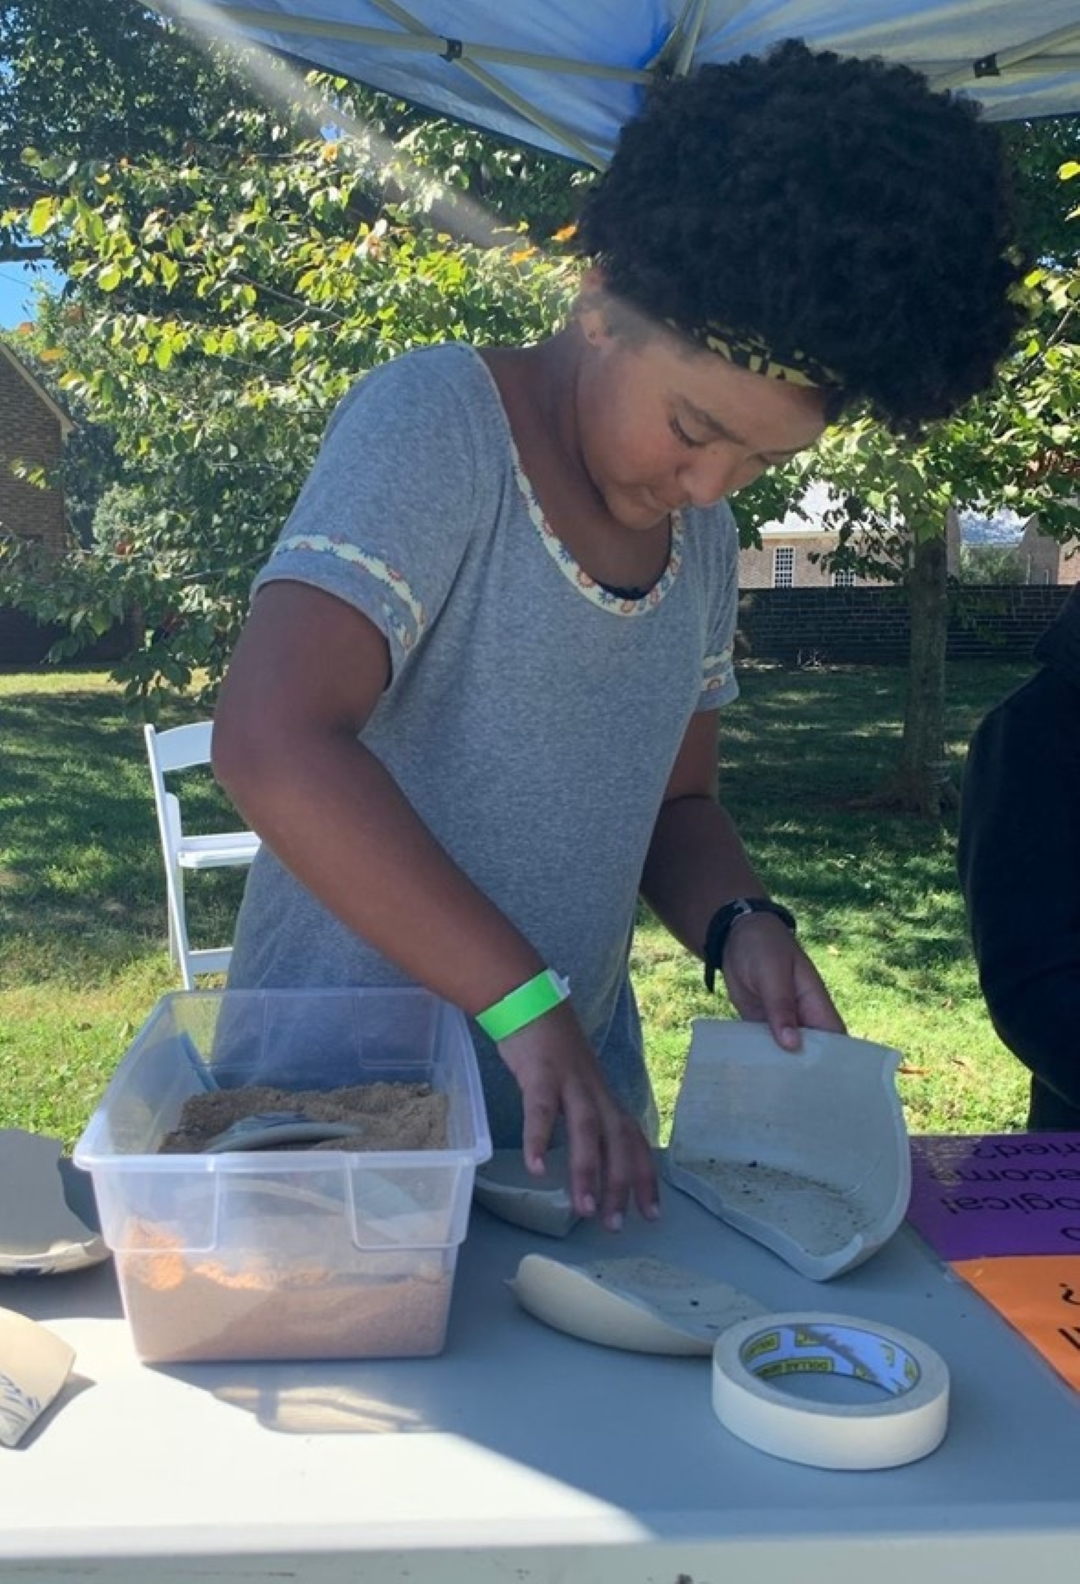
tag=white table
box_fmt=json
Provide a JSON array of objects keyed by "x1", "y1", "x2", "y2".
[{"x1": 3, "y1": 1176, "x2": 1079, "y2": 1583}]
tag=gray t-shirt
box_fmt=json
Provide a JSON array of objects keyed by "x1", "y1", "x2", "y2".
[{"x1": 227, "y1": 343, "x2": 740, "y2": 1146}]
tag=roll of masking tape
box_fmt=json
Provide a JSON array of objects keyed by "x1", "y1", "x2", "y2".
[{"x1": 712, "y1": 1312, "x2": 949, "y2": 1470}]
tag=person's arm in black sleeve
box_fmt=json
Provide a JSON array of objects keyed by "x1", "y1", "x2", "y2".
[{"x1": 957, "y1": 670, "x2": 1080, "y2": 1128}]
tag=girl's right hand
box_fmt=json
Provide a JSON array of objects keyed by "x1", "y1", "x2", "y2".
[{"x1": 496, "y1": 1002, "x2": 659, "y2": 1231}]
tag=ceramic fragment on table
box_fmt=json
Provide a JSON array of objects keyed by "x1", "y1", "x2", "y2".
[
  {"x1": 0, "y1": 1306, "x2": 76, "y2": 1447},
  {"x1": 509, "y1": 1252, "x2": 767, "y2": 1354},
  {"x1": 474, "y1": 1147, "x2": 581, "y2": 1237},
  {"x1": 0, "y1": 1130, "x2": 108, "y2": 1277},
  {"x1": 665, "y1": 1020, "x2": 911, "y2": 1280}
]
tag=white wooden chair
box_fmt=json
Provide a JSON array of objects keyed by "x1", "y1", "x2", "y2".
[{"x1": 143, "y1": 721, "x2": 261, "y2": 989}]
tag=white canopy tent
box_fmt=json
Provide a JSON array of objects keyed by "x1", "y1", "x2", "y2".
[{"x1": 157, "y1": 1, "x2": 1080, "y2": 166}]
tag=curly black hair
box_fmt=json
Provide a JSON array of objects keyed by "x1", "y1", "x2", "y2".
[{"x1": 573, "y1": 40, "x2": 1028, "y2": 432}]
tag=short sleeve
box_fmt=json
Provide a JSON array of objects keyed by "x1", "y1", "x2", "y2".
[{"x1": 252, "y1": 347, "x2": 487, "y2": 681}]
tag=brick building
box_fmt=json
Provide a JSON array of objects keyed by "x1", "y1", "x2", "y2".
[
  {"x1": 0, "y1": 339, "x2": 72, "y2": 553},
  {"x1": 739, "y1": 508, "x2": 962, "y2": 588},
  {"x1": 1014, "y1": 514, "x2": 1080, "y2": 586},
  {"x1": 739, "y1": 502, "x2": 1079, "y2": 589},
  {"x1": 0, "y1": 340, "x2": 80, "y2": 665}
]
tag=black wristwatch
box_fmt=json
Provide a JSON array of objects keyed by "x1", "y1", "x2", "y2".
[{"x1": 703, "y1": 897, "x2": 798, "y2": 992}]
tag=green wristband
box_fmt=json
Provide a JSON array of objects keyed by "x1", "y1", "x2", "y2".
[{"x1": 476, "y1": 968, "x2": 571, "y2": 1042}]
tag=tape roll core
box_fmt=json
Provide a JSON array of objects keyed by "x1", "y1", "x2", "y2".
[{"x1": 712, "y1": 1312, "x2": 949, "y2": 1470}]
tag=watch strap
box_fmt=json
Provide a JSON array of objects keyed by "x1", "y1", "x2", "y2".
[{"x1": 703, "y1": 897, "x2": 798, "y2": 992}]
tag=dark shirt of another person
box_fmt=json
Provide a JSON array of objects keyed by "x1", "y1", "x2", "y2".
[{"x1": 958, "y1": 585, "x2": 1080, "y2": 1130}]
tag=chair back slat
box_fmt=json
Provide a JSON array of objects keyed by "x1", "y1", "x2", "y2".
[{"x1": 143, "y1": 721, "x2": 259, "y2": 989}]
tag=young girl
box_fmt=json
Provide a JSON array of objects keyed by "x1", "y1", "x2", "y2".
[{"x1": 213, "y1": 41, "x2": 1026, "y2": 1231}]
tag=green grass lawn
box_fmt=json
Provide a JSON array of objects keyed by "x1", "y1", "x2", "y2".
[
  {"x1": 0, "y1": 657, "x2": 1035, "y2": 1147},
  {"x1": 636, "y1": 659, "x2": 1035, "y2": 1137}
]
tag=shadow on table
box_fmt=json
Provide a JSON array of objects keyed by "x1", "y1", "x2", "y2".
[
  {"x1": 17, "y1": 1200, "x2": 1080, "y2": 1530},
  {"x1": 150, "y1": 1205, "x2": 683, "y2": 1439},
  {"x1": 4, "y1": 1258, "x2": 122, "y2": 1322},
  {"x1": 10, "y1": 1372, "x2": 97, "y2": 1450}
]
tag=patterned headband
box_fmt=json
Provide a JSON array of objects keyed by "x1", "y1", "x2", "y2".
[{"x1": 669, "y1": 319, "x2": 841, "y2": 390}]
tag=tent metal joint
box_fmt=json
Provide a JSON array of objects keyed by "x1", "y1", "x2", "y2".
[
  {"x1": 973, "y1": 53, "x2": 1001, "y2": 80},
  {"x1": 440, "y1": 37, "x2": 464, "y2": 63}
]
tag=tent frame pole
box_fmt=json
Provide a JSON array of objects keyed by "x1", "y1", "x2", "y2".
[
  {"x1": 933, "y1": 21, "x2": 1080, "y2": 88},
  {"x1": 363, "y1": 0, "x2": 620, "y2": 167},
  {"x1": 168, "y1": 0, "x2": 652, "y2": 168}
]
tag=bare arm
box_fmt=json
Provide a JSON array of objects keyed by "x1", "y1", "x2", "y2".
[
  {"x1": 213, "y1": 581, "x2": 657, "y2": 1226},
  {"x1": 214, "y1": 582, "x2": 545, "y2": 1010},
  {"x1": 641, "y1": 710, "x2": 844, "y2": 1046}
]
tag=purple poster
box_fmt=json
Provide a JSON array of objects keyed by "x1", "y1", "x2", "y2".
[{"x1": 907, "y1": 1132, "x2": 1080, "y2": 1260}]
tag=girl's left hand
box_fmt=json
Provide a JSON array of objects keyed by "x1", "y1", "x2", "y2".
[{"x1": 720, "y1": 911, "x2": 845, "y2": 1051}]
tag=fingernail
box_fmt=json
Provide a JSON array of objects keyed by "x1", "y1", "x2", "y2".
[
  {"x1": 581, "y1": 1194, "x2": 596, "y2": 1216},
  {"x1": 606, "y1": 1212, "x2": 624, "y2": 1233},
  {"x1": 781, "y1": 1026, "x2": 800, "y2": 1050},
  {"x1": 646, "y1": 1201, "x2": 661, "y2": 1221}
]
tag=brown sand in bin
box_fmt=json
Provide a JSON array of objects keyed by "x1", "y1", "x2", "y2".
[
  {"x1": 158, "y1": 1081, "x2": 448, "y2": 1154},
  {"x1": 118, "y1": 1219, "x2": 453, "y2": 1362},
  {"x1": 124, "y1": 1081, "x2": 457, "y2": 1360}
]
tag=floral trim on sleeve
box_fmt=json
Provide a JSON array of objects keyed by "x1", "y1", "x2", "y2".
[
  {"x1": 700, "y1": 645, "x2": 734, "y2": 698},
  {"x1": 271, "y1": 532, "x2": 426, "y2": 654}
]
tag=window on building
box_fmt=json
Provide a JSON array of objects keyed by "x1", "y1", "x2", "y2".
[
  {"x1": 832, "y1": 568, "x2": 856, "y2": 588},
  {"x1": 773, "y1": 546, "x2": 795, "y2": 588}
]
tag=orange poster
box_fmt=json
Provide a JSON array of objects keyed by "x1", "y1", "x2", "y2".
[{"x1": 953, "y1": 1255, "x2": 1080, "y2": 1392}]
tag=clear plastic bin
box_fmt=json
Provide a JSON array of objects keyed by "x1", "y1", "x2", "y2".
[{"x1": 74, "y1": 989, "x2": 492, "y2": 1363}]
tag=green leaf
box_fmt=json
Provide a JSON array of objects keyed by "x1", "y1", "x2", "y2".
[{"x1": 28, "y1": 196, "x2": 56, "y2": 237}]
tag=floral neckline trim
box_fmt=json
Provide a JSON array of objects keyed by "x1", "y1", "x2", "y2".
[
  {"x1": 506, "y1": 442, "x2": 684, "y2": 616},
  {"x1": 469, "y1": 346, "x2": 683, "y2": 617}
]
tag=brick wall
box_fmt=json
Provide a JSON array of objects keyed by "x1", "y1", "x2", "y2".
[
  {"x1": 0, "y1": 607, "x2": 141, "y2": 668},
  {"x1": 737, "y1": 584, "x2": 1073, "y2": 665},
  {"x1": 0, "y1": 344, "x2": 93, "y2": 667},
  {"x1": 0, "y1": 345, "x2": 68, "y2": 553},
  {"x1": 4, "y1": 586, "x2": 1066, "y2": 674}
]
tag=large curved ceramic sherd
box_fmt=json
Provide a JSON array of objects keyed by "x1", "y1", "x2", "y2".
[{"x1": 664, "y1": 1021, "x2": 910, "y2": 1281}]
